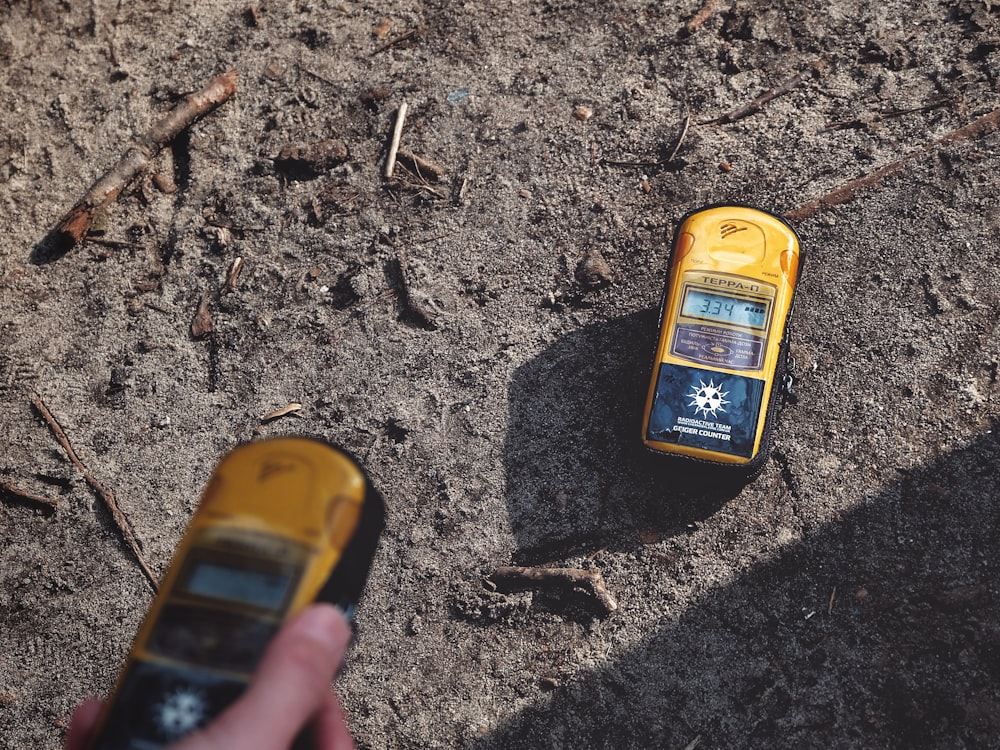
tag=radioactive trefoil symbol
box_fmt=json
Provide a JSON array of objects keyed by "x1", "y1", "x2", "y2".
[
  {"x1": 154, "y1": 686, "x2": 207, "y2": 738},
  {"x1": 688, "y1": 379, "x2": 730, "y2": 418}
]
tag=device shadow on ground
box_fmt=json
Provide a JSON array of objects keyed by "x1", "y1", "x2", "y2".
[
  {"x1": 503, "y1": 310, "x2": 742, "y2": 562},
  {"x1": 493, "y1": 313, "x2": 1000, "y2": 748}
]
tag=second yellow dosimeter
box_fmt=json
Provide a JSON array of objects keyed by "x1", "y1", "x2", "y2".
[
  {"x1": 642, "y1": 205, "x2": 803, "y2": 476},
  {"x1": 89, "y1": 437, "x2": 385, "y2": 750}
]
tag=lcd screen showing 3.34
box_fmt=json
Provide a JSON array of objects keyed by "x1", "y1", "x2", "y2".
[
  {"x1": 683, "y1": 289, "x2": 768, "y2": 329},
  {"x1": 183, "y1": 561, "x2": 293, "y2": 611}
]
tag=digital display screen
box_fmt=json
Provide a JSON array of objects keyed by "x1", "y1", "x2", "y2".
[
  {"x1": 183, "y1": 562, "x2": 293, "y2": 611},
  {"x1": 682, "y1": 289, "x2": 768, "y2": 329}
]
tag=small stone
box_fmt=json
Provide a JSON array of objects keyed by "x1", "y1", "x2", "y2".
[
  {"x1": 373, "y1": 17, "x2": 393, "y2": 39},
  {"x1": 575, "y1": 247, "x2": 613, "y2": 289},
  {"x1": 573, "y1": 105, "x2": 594, "y2": 121},
  {"x1": 407, "y1": 614, "x2": 422, "y2": 635},
  {"x1": 263, "y1": 60, "x2": 286, "y2": 80}
]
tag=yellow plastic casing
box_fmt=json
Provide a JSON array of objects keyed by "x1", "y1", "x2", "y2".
[
  {"x1": 88, "y1": 438, "x2": 372, "y2": 749},
  {"x1": 130, "y1": 437, "x2": 366, "y2": 674},
  {"x1": 642, "y1": 206, "x2": 801, "y2": 465}
]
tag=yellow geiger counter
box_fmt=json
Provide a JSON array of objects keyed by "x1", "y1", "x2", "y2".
[
  {"x1": 642, "y1": 205, "x2": 802, "y2": 476},
  {"x1": 88, "y1": 437, "x2": 385, "y2": 750}
]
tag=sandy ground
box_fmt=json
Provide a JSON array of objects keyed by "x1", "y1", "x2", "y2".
[{"x1": 2, "y1": 1, "x2": 1000, "y2": 748}]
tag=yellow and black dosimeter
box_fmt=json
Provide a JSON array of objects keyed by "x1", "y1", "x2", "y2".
[
  {"x1": 642, "y1": 205, "x2": 802, "y2": 474},
  {"x1": 88, "y1": 437, "x2": 386, "y2": 750}
]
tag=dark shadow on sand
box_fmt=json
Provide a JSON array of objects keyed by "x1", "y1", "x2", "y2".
[
  {"x1": 503, "y1": 310, "x2": 743, "y2": 562},
  {"x1": 489, "y1": 336, "x2": 1000, "y2": 747}
]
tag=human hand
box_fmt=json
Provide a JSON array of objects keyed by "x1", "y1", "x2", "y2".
[{"x1": 65, "y1": 604, "x2": 355, "y2": 750}]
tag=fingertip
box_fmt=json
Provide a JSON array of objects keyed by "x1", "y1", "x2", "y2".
[
  {"x1": 65, "y1": 699, "x2": 104, "y2": 750},
  {"x1": 293, "y1": 603, "x2": 352, "y2": 657},
  {"x1": 312, "y1": 693, "x2": 356, "y2": 750}
]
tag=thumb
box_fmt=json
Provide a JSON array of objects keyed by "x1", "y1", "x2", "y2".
[{"x1": 172, "y1": 604, "x2": 352, "y2": 750}]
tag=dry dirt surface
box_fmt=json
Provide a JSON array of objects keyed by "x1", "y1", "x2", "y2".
[{"x1": 3, "y1": 1, "x2": 1000, "y2": 748}]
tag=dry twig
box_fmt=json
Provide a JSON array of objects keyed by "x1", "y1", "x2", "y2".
[
  {"x1": 224, "y1": 257, "x2": 244, "y2": 292},
  {"x1": 821, "y1": 97, "x2": 954, "y2": 132},
  {"x1": 385, "y1": 102, "x2": 408, "y2": 179},
  {"x1": 666, "y1": 113, "x2": 691, "y2": 163},
  {"x1": 190, "y1": 294, "x2": 215, "y2": 339},
  {"x1": 683, "y1": 0, "x2": 717, "y2": 35},
  {"x1": 30, "y1": 391, "x2": 158, "y2": 591},
  {"x1": 601, "y1": 114, "x2": 691, "y2": 169},
  {"x1": 0, "y1": 479, "x2": 58, "y2": 513},
  {"x1": 706, "y1": 62, "x2": 822, "y2": 125},
  {"x1": 51, "y1": 70, "x2": 237, "y2": 253},
  {"x1": 261, "y1": 403, "x2": 303, "y2": 422},
  {"x1": 371, "y1": 27, "x2": 419, "y2": 55},
  {"x1": 491, "y1": 565, "x2": 618, "y2": 616},
  {"x1": 786, "y1": 105, "x2": 1000, "y2": 221}
]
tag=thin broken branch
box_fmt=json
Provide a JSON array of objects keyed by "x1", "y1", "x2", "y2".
[
  {"x1": 30, "y1": 391, "x2": 158, "y2": 592},
  {"x1": 491, "y1": 565, "x2": 618, "y2": 616},
  {"x1": 224, "y1": 256, "x2": 244, "y2": 292},
  {"x1": 190, "y1": 293, "x2": 215, "y2": 339},
  {"x1": 385, "y1": 102, "x2": 408, "y2": 179},
  {"x1": 682, "y1": 0, "x2": 717, "y2": 35},
  {"x1": 601, "y1": 114, "x2": 691, "y2": 170},
  {"x1": 666, "y1": 113, "x2": 691, "y2": 162},
  {"x1": 786, "y1": 104, "x2": 1000, "y2": 221},
  {"x1": 371, "y1": 27, "x2": 420, "y2": 55},
  {"x1": 51, "y1": 70, "x2": 237, "y2": 254},
  {"x1": 706, "y1": 62, "x2": 822, "y2": 125},
  {"x1": 261, "y1": 403, "x2": 303, "y2": 423},
  {"x1": 821, "y1": 97, "x2": 954, "y2": 132},
  {"x1": 0, "y1": 479, "x2": 58, "y2": 513}
]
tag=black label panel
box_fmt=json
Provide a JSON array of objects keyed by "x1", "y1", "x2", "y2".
[
  {"x1": 94, "y1": 660, "x2": 248, "y2": 750},
  {"x1": 646, "y1": 363, "x2": 766, "y2": 458}
]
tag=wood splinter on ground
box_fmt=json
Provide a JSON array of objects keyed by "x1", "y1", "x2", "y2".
[
  {"x1": 261, "y1": 403, "x2": 303, "y2": 422},
  {"x1": 706, "y1": 61, "x2": 823, "y2": 125},
  {"x1": 491, "y1": 565, "x2": 618, "y2": 616},
  {"x1": 190, "y1": 293, "x2": 215, "y2": 339},
  {"x1": 0, "y1": 479, "x2": 58, "y2": 513},
  {"x1": 51, "y1": 70, "x2": 237, "y2": 253},
  {"x1": 385, "y1": 101, "x2": 408, "y2": 179},
  {"x1": 30, "y1": 391, "x2": 158, "y2": 592},
  {"x1": 786, "y1": 104, "x2": 1000, "y2": 221},
  {"x1": 682, "y1": 0, "x2": 717, "y2": 36},
  {"x1": 396, "y1": 148, "x2": 446, "y2": 182}
]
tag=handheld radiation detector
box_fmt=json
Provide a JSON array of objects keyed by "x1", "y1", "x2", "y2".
[
  {"x1": 642, "y1": 205, "x2": 802, "y2": 472},
  {"x1": 89, "y1": 437, "x2": 385, "y2": 750}
]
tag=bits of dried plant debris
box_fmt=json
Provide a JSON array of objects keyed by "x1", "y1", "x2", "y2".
[
  {"x1": 274, "y1": 139, "x2": 349, "y2": 180},
  {"x1": 190, "y1": 294, "x2": 214, "y2": 339},
  {"x1": 373, "y1": 17, "x2": 394, "y2": 39},
  {"x1": 360, "y1": 87, "x2": 393, "y2": 107}
]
